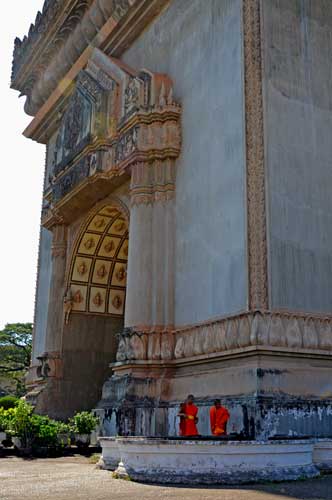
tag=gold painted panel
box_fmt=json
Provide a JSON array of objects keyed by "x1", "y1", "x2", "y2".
[
  {"x1": 117, "y1": 239, "x2": 129, "y2": 260},
  {"x1": 99, "y1": 205, "x2": 120, "y2": 218},
  {"x1": 71, "y1": 285, "x2": 87, "y2": 312},
  {"x1": 108, "y1": 289, "x2": 125, "y2": 315},
  {"x1": 78, "y1": 233, "x2": 101, "y2": 255},
  {"x1": 92, "y1": 259, "x2": 112, "y2": 285},
  {"x1": 89, "y1": 287, "x2": 107, "y2": 313},
  {"x1": 98, "y1": 235, "x2": 121, "y2": 258},
  {"x1": 111, "y1": 262, "x2": 127, "y2": 286},
  {"x1": 87, "y1": 215, "x2": 111, "y2": 233},
  {"x1": 72, "y1": 257, "x2": 93, "y2": 282},
  {"x1": 108, "y1": 218, "x2": 127, "y2": 236}
]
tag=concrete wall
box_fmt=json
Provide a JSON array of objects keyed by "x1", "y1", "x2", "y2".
[
  {"x1": 32, "y1": 227, "x2": 52, "y2": 363},
  {"x1": 262, "y1": 0, "x2": 332, "y2": 312},
  {"x1": 122, "y1": 0, "x2": 247, "y2": 325}
]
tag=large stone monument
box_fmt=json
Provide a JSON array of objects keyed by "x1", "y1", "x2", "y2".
[{"x1": 12, "y1": 0, "x2": 332, "y2": 439}]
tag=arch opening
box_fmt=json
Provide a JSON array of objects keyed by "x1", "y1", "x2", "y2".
[{"x1": 68, "y1": 203, "x2": 129, "y2": 318}]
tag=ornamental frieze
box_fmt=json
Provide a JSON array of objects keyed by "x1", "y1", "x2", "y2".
[
  {"x1": 43, "y1": 49, "x2": 181, "y2": 228},
  {"x1": 115, "y1": 311, "x2": 332, "y2": 364}
]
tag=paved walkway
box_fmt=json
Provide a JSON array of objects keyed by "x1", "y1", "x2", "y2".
[{"x1": 0, "y1": 456, "x2": 332, "y2": 500}]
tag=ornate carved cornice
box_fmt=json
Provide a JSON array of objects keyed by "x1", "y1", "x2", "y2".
[
  {"x1": 11, "y1": 0, "x2": 171, "y2": 117},
  {"x1": 11, "y1": 1, "x2": 93, "y2": 99}
]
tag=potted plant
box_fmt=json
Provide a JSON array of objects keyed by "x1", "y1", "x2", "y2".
[
  {"x1": 7, "y1": 400, "x2": 34, "y2": 455},
  {"x1": 56, "y1": 421, "x2": 71, "y2": 448},
  {"x1": 69, "y1": 412, "x2": 99, "y2": 448},
  {"x1": 30, "y1": 414, "x2": 59, "y2": 456},
  {"x1": 0, "y1": 407, "x2": 15, "y2": 446},
  {"x1": 0, "y1": 409, "x2": 7, "y2": 444}
]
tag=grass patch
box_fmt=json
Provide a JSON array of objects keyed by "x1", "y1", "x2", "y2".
[{"x1": 88, "y1": 453, "x2": 101, "y2": 464}]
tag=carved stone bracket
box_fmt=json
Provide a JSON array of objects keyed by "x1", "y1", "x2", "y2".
[{"x1": 36, "y1": 351, "x2": 63, "y2": 379}]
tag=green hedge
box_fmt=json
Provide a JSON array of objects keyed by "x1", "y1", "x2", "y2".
[{"x1": 0, "y1": 396, "x2": 18, "y2": 409}]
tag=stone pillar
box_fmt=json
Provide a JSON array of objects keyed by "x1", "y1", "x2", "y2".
[
  {"x1": 125, "y1": 161, "x2": 175, "y2": 334},
  {"x1": 44, "y1": 223, "x2": 67, "y2": 355}
]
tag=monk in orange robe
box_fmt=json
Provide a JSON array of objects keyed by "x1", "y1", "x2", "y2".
[
  {"x1": 178, "y1": 394, "x2": 199, "y2": 436},
  {"x1": 177, "y1": 402, "x2": 187, "y2": 437},
  {"x1": 210, "y1": 399, "x2": 230, "y2": 436}
]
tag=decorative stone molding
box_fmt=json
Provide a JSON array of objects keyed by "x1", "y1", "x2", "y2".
[
  {"x1": 173, "y1": 311, "x2": 332, "y2": 360},
  {"x1": 117, "y1": 311, "x2": 332, "y2": 363},
  {"x1": 11, "y1": 1, "x2": 93, "y2": 85},
  {"x1": 41, "y1": 49, "x2": 181, "y2": 228},
  {"x1": 50, "y1": 224, "x2": 67, "y2": 258},
  {"x1": 11, "y1": 0, "x2": 171, "y2": 116},
  {"x1": 130, "y1": 160, "x2": 176, "y2": 206},
  {"x1": 116, "y1": 327, "x2": 174, "y2": 362},
  {"x1": 243, "y1": 0, "x2": 268, "y2": 310}
]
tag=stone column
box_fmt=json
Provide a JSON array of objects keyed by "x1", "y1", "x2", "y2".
[
  {"x1": 44, "y1": 223, "x2": 67, "y2": 355},
  {"x1": 125, "y1": 161, "x2": 175, "y2": 334}
]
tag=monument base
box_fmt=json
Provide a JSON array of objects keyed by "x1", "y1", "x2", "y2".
[
  {"x1": 112, "y1": 437, "x2": 319, "y2": 484},
  {"x1": 96, "y1": 350, "x2": 332, "y2": 439}
]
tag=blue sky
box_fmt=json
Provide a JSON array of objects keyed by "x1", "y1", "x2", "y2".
[{"x1": 0, "y1": 1, "x2": 45, "y2": 328}]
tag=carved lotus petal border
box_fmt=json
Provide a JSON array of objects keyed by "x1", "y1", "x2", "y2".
[{"x1": 117, "y1": 311, "x2": 332, "y2": 363}]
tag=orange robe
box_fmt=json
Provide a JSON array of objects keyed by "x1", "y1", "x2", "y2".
[
  {"x1": 182, "y1": 403, "x2": 199, "y2": 436},
  {"x1": 210, "y1": 406, "x2": 230, "y2": 436}
]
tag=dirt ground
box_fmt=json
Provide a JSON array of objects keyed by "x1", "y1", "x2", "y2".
[{"x1": 0, "y1": 455, "x2": 332, "y2": 500}]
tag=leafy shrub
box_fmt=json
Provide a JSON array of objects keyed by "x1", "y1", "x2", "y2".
[
  {"x1": 69, "y1": 411, "x2": 99, "y2": 434},
  {"x1": 0, "y1": 407, "x2": 15, "y2": 432},
  {"x1": 56, "y1": 421, "x2": 71, "y2": 434},
  {"x1": 2, "y1": 400, "x2": 97, "y2": 452},
  {"x1": 31, "y1": 415, "x2": 60, "y2": 448},
  {"x1": 6, "y1": 400, "x2": 34, "y2": 447},
  {"x1": 0, "y1": 396, "x2": 18, "y2": 409}
]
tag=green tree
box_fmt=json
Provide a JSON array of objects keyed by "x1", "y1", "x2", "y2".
[{"x1": 0, "y1": 323, "x2": 32, "y2": 397}]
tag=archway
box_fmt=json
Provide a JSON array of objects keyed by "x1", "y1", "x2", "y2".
[
  {"x1": 59, "y1": 200, "x2": 129, "y2": 416},
  {"x1": 68, "y1": 203, "x2": 129, "y2": 319}
]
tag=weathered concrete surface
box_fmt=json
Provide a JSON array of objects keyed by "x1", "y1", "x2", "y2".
[
  {"x1": 123, "y1": 0, "x2": 247, "y2": 325},
  {"x1": 1, "y1": 456, "x2": 332, "y2": 500},
  {"x1": 32, "y1": 227, "x2": 52, "y2": 363},
  {"x1": 115, "y1": 437, "x2": 318, "y2": 484},
  {"x1": 263, "y1": 0, "x2": 332, "y2": 312}
]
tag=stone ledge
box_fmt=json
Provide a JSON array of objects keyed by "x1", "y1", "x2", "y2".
[
  {"x1": 100, "y1": 437, "x2": 320, "y2": 484},
  {"x1": 98, "y1": 437, "x2": 120, "y2": 471},
  {"x1": 313, "y1": 439, "x2": 332, "y2": 472}
]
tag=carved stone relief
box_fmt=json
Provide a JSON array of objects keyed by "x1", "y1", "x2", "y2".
[
  {"x1": 43, "y1": 54, "x2": 181, "y2": 229},
  {"x1": 116, "y1": 311, "x2": 332, "y2": 363}
]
